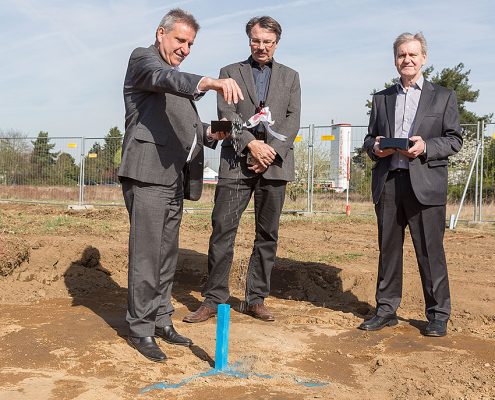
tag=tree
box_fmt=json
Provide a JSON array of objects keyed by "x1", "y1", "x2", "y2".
[
  {"x1": 54, "y1": 153, "x2": 79, "y2": 185},
  {"x1": 288, "y1": 139, "x2": 331, "y2": 202},
  {"x1": 30, "y1": 131, "x2": 59, "y2": 184},
  {"x1": 100, "y1": 127, "x2": 123, "y2": 182},
  {"x1": 102, "y1": 127, "x2": 123, "y2": 166},
  {"x1": 0, "y1": 130, "x2": 30, "y2": 185},
  {"x1": 84, "y1": 127, "x2": 123, "y2": 184}
]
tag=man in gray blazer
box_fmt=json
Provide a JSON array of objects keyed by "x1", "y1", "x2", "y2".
[
  {"x1": 359, "y1": 32, "x2": 462, "y2": 336},
  {"x1": 118, "y1": 8, "x2": 243, "y2": 362},
  {"x1": 184, "y1": 16, "x2": 301, "y2": 323}
]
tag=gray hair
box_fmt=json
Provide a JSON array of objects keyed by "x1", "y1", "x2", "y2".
[
  {"x1": 158, "y1": 8, "x2": 200, "y2": 33},
  {"x1": 246, "y1": 16, "x2": 282, "y2": 42},
  {"x1": 393, "y1": 32, "x2": 427, "y2": 57}
]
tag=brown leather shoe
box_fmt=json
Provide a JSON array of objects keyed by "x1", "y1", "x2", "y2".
[
  {"x1": 246, "y1": 303, "x2": 275, "y2": 322},
  {"x1": 183, "y1": 305, "x2": 217, "y2": 323}
]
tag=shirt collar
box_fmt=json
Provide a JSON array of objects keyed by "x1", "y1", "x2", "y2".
[
  {"x1": 248, "y1": 56, "x2": 273, "y2": 70},
  {"x1": 397, "y1": 74, "x2": 424, "y2": 92}
]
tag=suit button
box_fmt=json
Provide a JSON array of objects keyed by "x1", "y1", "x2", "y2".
[
  {"x1": 193, "y1": 123, "x2": 198, "y2": 128},
  {"x1": 186, "y1": 146, "x2": 191, "y2": 150}
]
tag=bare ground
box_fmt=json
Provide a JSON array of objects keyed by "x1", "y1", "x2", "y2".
[{"x1": 0, "y1": 203, "x2": 494, "y2": 400}]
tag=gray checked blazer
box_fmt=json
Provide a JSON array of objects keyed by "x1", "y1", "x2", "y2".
[
  {"x1": 216, "y1": 58, "x2": 301, "y2": 181},
  {"x1": 118, "y1": 45, "x2": 216, "y2": 200}
]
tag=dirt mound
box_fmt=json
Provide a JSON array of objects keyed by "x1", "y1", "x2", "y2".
[
  {"x1": 0, "y1": 236, "x2": 30, "y2": 277},
  {"x1": 0, "y1": 203, "x2": 494, "y2": 399}
]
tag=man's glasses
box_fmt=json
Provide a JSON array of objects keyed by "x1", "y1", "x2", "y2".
[{"x1": 249, "y1": 38, "x2": 276, "y2": 49}]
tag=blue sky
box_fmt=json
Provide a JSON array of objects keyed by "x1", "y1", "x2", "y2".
[{"x1": 1, "y1": 0, "x2": 494, "y2": 138}]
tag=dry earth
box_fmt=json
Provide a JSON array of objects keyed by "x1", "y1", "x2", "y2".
[{"x1": 0, "y1": 203, "x2": 494, "y2": 400}]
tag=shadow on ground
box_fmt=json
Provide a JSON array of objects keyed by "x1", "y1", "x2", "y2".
[{"x1": 173, "y1": 251, "x2": 373, "y2": 319}]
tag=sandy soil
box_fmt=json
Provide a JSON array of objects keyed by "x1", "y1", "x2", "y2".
[{"x1": 0, "y1": 203, "x2": 494, "y2": 400}]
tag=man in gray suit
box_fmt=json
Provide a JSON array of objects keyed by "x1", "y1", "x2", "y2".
[
  {"x1": 118, "y1": 8, "x2": 243, "y2": 362},
  {"x1": 184, "y1": 16, "x2": 301, "y2": 323},
  {"x1": 359, "y1": 32, "x2": 462, "y2": 336}
]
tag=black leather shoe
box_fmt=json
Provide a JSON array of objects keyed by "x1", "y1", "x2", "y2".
[
  {"x1": 127, "y1": 336, "x2": 166, "y2": 362},
  {"x1": 155, "y1": 325, "x2": 192, "y2": 347},
  {"x1": 358, "y1": 315, "x2": 398, "y2": 331},
  {"x1": 423, "y1": 320, "x2": 447, "y2": 337}
]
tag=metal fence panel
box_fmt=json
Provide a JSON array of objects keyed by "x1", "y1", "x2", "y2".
[
  {"x1": 0, "y1": 136, "x2": 82, "y2": 204},
  {"x1": 0, "y1": 124, "x2": 494, "y2": 222}
]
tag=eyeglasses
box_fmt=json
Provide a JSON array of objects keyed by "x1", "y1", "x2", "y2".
[{"x1": 249, "y1": 38, "x2": 276, "y2": 49}]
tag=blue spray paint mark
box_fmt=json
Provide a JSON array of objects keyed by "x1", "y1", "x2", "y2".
[
  {"x1": 294, "y1": 378, "x2": 330, "y2": 387},
  {"x1": 140, "y1": 363, "x2": 328, "y2": 394}
]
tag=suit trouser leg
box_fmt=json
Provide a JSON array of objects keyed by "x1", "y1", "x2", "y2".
[
  {"x1": 405, "y1": 198, "x2": 450, "y2": 322},
  {"x1": 245, "y1": 178, "x2": 286, "y2": 306},
  {"x1": 122, "y1": 178, "x2": 183, "y2": 337},
  {"x1": 202, "y1": 178, "x2": 253, "y2": 308},
  {"x1": 375, "y1": 173, "x2": 407, "y2": 317}
]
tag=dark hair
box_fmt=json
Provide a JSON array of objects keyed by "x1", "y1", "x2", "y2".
[
  {"x1": 158, "y1": 8, "x2": 200, "y2": 33},
  {"x1": 245, "y1": 16, "x2": 282, "y2": 42}
]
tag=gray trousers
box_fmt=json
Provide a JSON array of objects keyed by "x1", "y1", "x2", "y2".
[
  {"x1": 375, "y1": 170, "x2": 451, "y2": 321},
  {"x1": 202, "y1": 176, "x2": 286, "y2": 308},
  {"x1": 122, "y1": 178, "x2": 183, "y2": 337}
]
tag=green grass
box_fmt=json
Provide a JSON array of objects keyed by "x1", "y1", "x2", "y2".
[{"x1": 317, "y1": 252, "x2": 365, "y2": 264}]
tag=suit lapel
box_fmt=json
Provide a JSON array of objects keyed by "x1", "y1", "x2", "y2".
[
  {"x1": 265, "y1": 61, "x2": 280, "y2": 106},
  {"x1": 385, "y1": 89, "x2": 397, "y2": 138},
  {"x1": 412, "y1": 80, "x2": 435, "y2": 136},
  {"x1": 239, "y1": 60, "x2": 258, "y2": 105}
]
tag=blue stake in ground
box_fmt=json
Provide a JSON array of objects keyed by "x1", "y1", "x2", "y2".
[
  {"x1": 140, "y1": 302, "x2": 329, "y2": 393},
  {"x1": 215, "y1": 304, "x2": 230, "y2": 371}
]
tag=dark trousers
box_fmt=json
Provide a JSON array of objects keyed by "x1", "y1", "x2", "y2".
[
  {"x1": 122, "y1": 178, "x2": 183, "y2": 337},
  {"x1": 203, "y1": 176, "x2": 286, "y2": 308},
  {"x1": 374, "y1": 170, "x2": 451, "y2": 321}
]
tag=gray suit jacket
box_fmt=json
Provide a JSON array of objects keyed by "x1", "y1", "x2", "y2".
[
  {"x1": 217, "y1": 58, "x2": 301, "y2": 181},
  {"x1": 118, "y1": 45, "x2": 216, "y2": 200},
  {"x1": 363, "y1": 79, "x2": 463, "y2": 205}
]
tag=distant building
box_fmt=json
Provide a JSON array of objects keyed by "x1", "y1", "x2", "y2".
[{"x1": 203, "y1": 166, "x2": 218, "y2": 184}]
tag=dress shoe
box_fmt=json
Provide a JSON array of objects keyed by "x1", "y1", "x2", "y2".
[
  {"x1": 423, "y1": 320, "x2": 447, "y2": 337},
  {"x1": 155, "y1": 325, "x2": 192, "y2": 346},
  {"x1": 127, "y1": 336, "x2": 166, "y2": 362},
  {"x1": 358, "y1": 315, "x2": 398, "y2": 331},
  {"x1": 246, "y1": 303, "x2": 275, "y2": 322},
  {"x1": 183, "y1": 305, "x2": 217, "y2": 323}
]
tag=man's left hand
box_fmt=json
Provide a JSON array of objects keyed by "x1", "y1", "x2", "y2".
[
  {"x1": 207, "y1": 118, "x2": 230, "y2": 141},
  {"x1": 399, "y1": 136, "x2": 425, "y2": 158},
  {"x1": 248, "y1": 161, "x2": 268, "y2": 174}
]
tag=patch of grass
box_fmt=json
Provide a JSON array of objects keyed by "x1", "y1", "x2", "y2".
[
  {"x1": 318, "y1": 251, "x2": 364, "y2": 264},
  {"x1": 44, "y1": 215, "x2": 80, "y2": 232}
]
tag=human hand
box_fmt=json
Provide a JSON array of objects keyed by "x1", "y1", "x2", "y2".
[
  {"x1": 373, "y1": 136, "x2": 396, "y2": 158},
  {"x1": 199, "y1": 77, "x2": 244, "y2": 105},
  {"x1": 248, "y1": 161, "x2": 268, "y2": 174},
  {"x1": 398, "y1": 136, "x2": 425, "y2": 158},
  {"x1": 207, "y1": 118, "x2": 230, "y2": 141},
  {"x1": 247, "y1": 140, "x2": 276, "y2": 168}
]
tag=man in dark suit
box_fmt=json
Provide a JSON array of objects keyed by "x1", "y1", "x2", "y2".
[
  {"x1": 183, "y1": 16, "x2": 301, "y2": 323},
  {"x1": 118, "y1": 8, "x2": 243, "y2": 362},
  {"x1": 359, "y1": 32, "x2": 462, "y2": 337}
]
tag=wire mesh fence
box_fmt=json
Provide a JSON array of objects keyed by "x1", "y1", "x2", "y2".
[{"x1": 1, "y1": 123, "x2": 494, "y2": 221}]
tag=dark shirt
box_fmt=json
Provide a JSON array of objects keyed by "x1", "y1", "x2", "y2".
[{"x1": 249, "y1": 56, "x2": 272, "y2": 140}]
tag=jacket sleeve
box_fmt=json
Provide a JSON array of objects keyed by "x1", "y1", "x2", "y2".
[
  {"x1": 202, "y1": 122, "x2": 218, "y2": 150},
  {"x1": 128, "y1": 47, "x2": 203, "y2": 99},
  {"x1": 268, "y1": 71, "x2": 302, "y2": 161},
  {"x1": 216, "y1": 67, "x2": 256, "y2": 152},
  {"x1": 423, "y1": 90, "x2": 463, "y2": 161},
  {"x1": 363, "y1": 94, "x2": 380, "y2": 161}
]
